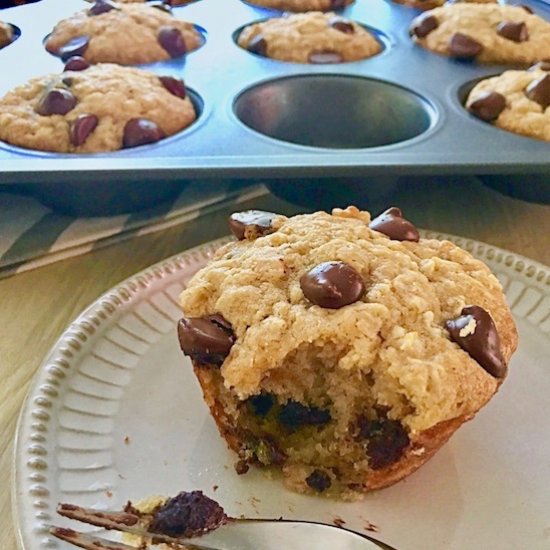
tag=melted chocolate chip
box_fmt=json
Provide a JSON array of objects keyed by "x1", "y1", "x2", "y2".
[
  {"x1": 468, "y1": 91, "x2": 506, "y2": 122},
  {"x1": 158, "y1": 26, "x2": 187, "y2": 58},
  {"x1": 529, "y1": 60, "x2": 550, "y2": 71},
  {"x1": 247, "y1": 393, "x2": 274, "y2": 417},
  {"x1": 306, "y1": 470, "x2": 332, "y2": 492},
  {"x1": 247, "y1": 34, "x2": 267, "y2": 56},
  {"x1": 300, "y1": 261, "x2": 365, "y2": 309},
  {"x1": 357, "y1": 417, "x2": 410, "y2": 470},
  {"x1": 278, "y1": 401, "x2": 331, "y2": 428},
  {"x1": 149, "y1": 491, "x2": 227, "y2": 538},
  {"x1": 58, "y1": 36, "x2": 90, "y2": 61},
  {"x1": 525, "y1": 73, "x2": 550, "y2": 108},
  {"x1": 448, "y1": 33, "x2": 482, "y2": 60},
  {"x1": 329, "y1": 16, "x2": 354, "y2": 34},
  {"x1": 177, "y1": 314, "x2": 236, "y2": 366},
  {"x1": 496, "y1": 20, "x2": 528, "y2": 42},
  {"x1": 331, "y1": 0, "x2": 347, "y2": 9},
  {"x1": 149, "y1": 0, "x2": 173, "y2": 13},
  {"x1": 518, "y1": 4, "x2": 533, "y2": 13},
  {"x1": 35, "y1": 88, "x2": 77, "y2": 116},
  {"x1": 446, "y1": 305, "x2": 507, "y2": 378},
  {"x1": 158, "y1": 75, "x2": 186, "y2": 98},
  {"x1": 70, "y1": 114, "x2": 98, "y2": 146},
  {"x1": 63, "y1": 56, "x2": 90, "y2": 71},
  {"x1": 369, "y1": 207, "x2": 420, "y2": 242},
  {"x1": 228, "y1": 210, "x2": 278, "y2": 240},
  {"x1": 88, "y1": 0, "x2": 118, "y2": 15},
  {"x1": 410, "y1": 14, "x2": 438, "y2": 38},
  {"x1": 122, "y1": 118, "x2": 165, "y2": 148},
  {"x1": 308, "y1": 50, "x2": 343, "y2": 64}
]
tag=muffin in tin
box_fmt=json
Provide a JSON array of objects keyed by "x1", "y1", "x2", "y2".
[
  {"x1": 177, "y1": 206, "x2": 517, "y2": 498},
  {"x1": 243, "y1": 0, "x2": 354, "y2": 14},
  {"x1": 410, "y1": 3, "x2": 550, "y2": 65},
  {"x1": 0, "y1": 63, "x2": 196, "y2": 153},
  {"x1": 238, "y1": 12, "x2": 381, "y2": 64},
  {"x1": 45, "y1": 0, "x2": 202, "y2": 65},
  {"x1": 0, "y1": 20, "x2": 14, "y2": 49},
  {"x1": 466, "y1": 63, "x2": 550, "y2": 142}
]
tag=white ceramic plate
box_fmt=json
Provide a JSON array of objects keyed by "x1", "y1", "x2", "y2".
[{"x1": 13, "y1": 233, "x2": 550, "y2": 550}]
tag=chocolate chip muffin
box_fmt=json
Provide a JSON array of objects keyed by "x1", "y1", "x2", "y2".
[
  {"x1": 410, "y1": 3, "x2": 550, "y2": 65},
  {"x1": 114, "y1": 0, "x2": 195, "y2": 5},
  {"x1": 238, "y1": 13, "x2": 381, "y2": 64},
  {"x1": 0, "y1": 63, "x2": 196, "y2": 153},
  {"x1": 0, "y1": 20, "x2": 13, "y2": 49},
  {"x1": 177, "y1": 207, "x2": 517, "y2": 498},
  {"x1": 465, "y1": 63, "x2": 550, "y2": 142},
  {"x1": 45, "y1": 0, "x2": 202, "y2": 65},
  {"x1": 393, "y1": 0, "x2": 497, "y2": 12},
  {"x1": 243, "y1": 0, "x2": 354, "y2": 13}
]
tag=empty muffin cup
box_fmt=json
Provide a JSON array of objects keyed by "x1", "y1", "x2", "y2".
[{"x1": 233, "y1": 75, "x2": 436, "y2": 148}]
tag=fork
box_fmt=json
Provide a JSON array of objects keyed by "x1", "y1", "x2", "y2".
[{"x1": 50, "y1": 502, "x2": 399, "y2": 550}]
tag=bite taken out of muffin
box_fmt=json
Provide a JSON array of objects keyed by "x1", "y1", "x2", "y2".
[{"x1": 176, "y1": 206, "x2": 517, "y2": 499}]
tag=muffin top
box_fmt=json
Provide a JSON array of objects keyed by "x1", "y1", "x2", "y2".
[
  {"x1": 45, "y1": 1, "x2": 202, "y2": 65},
  {"x1": 179, "y1": 207, "x2": 517, "y2": 434},
  {"x1": 0, "y1": 63, "x2": 196, "y2": 153},
  {"x1": 466, "y1": 65, "x2": 550, "y2": 142},
  {"x1": 243, "y1": 0, "x2": 354, "y2": 13},
  {"x1": 238, "y1": 12, "x2": 381, "y2": 64},
  {"x1": 410, "y1": 3, "x2": 550, "y2": 65}
]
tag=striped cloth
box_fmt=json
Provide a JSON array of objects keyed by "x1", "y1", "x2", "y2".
[{"x1": 0, "y1": 182, "x2": 267, "y2": 279}]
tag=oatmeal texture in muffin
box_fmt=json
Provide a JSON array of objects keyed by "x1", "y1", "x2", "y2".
[
  {"x1": 238, "y1": 12, "x2": 381, "y2": 63},
  {"x1": 466, "y1": 65, "x2": 550, "y2": 142},
  {"x1": 410, "y1": 3, "x2": 550, "y2": 65},
  {"x1": 45, "y1": 1, "x2": 202, "y2": 65},
  {"x1": 178, "y1": 207, "x2": 517, "y2": 498},
  {"x1": 0, "y1": 63, "x2": 196, "y2": 153}
]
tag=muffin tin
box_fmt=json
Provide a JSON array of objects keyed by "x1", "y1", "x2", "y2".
[{"x1": 0, "y1": 0, "x2": 548, "y2": 188}]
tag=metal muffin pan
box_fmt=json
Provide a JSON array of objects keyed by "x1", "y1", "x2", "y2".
[{"x1": 0, "y1": 0, "x2": 548, "y2": 187}]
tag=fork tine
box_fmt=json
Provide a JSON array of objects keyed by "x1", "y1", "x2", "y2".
[
  {"x1": 57, "y1": 503, "x2": 141, "y2": 531},
  {"x1": 49, "y1": 526, "x2": 136, "y2": 550}
]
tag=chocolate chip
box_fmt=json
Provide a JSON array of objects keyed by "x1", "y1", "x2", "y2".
[
  {"x1": 234, "y1": 460, "x2": 250, "y2": 475},
  {"x1": 525, "y1": 73, "x2": 550, "y2": 108},
  {"x1": 306, "y1": 470, "x2": 331, "y2": 492},
  {"x1": 278, "y1": 401, "x2": 331, "y2": 428},
  {"x1": 357, "y1": 417, "x2": 410, "y2": 470},
  {"x1": 247, "y1": 393, "x2": 274, "y2": 417},
  {"x1": 308, "y1": 50, "x2": 343, "y2": 64},
  {"x1": 518, "y1": 4, "x2": 533, "y2": 13},
  {"x1": 331, "y1": 0, "x2": 347, "y2": 9},
  {"x1": 446, "y1": 305, "x2": 506, "y2": 378},
  {"x1": 329, "y1": 16, "x2": 354, "y2": 34},
  {"x1": 70, "y1": 114, "x2": 98, "y2": 146},
  {"x1": 369, "y1": 207, "x2": 420, "y2": 242},
  {"x1": 88, "y1": 0, "x2": 118, "y2": 15},
  {"x1": 468, "y1": 91, "x2": 506, "y2": 122},
  {"x1": 35, "y1": 88, "x2": 77, "y2": 116},
  {"x1": 149, "y1": 491, "x2": 227, "y2": 538},
  {"x1": 448, "y1": 33, "x2": 482, "y2": 60},
  {"x1": 410, "y1": 14, "x2": 438, "y2": 38},
  {"x1": 246, "y1": 34, "x2": 267, "y2": 56},
  {"x1": 58, "y1": 36, "x2": 89, "y2": 61},
  {"x1": 496, "y1": 21, "x2": 528, "y2": 42},
  {"x1": 528, "y1": 60, "x2": 550, "y2": 71},
  {"x1": 300, "y1": 261, "x2": 365, "y2": 309},
  {"x1": 63, "y1": 56, "x2": 90, "y2": 71},
  {"x1": 158, "y1": 75, "x2": 186, "y2": 98},
  {"x1": 177, "y1": 314, "x2": 236, "y2": 366},
  {"x1": 158, "y1": 26, "x2": 187, "y2": 58},
  {"x1": 228, "y1": 210, "x2": 278, "y2": 240},
  {"x1": 149, "y1": 0, "x2": 173, "y2": 13},
  {"x1": 122, "y1": 118, "x2": 165, "y2": 148}
]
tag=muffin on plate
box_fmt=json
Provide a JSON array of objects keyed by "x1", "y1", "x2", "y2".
[
  {"x1": 0, "y1": 63, "x2": 196, "y2": 153},
  {"x1": 410, "y1": 3, "x2": 550, "y2": 65},
  {"x1": 45, "y1": 0, "x2": 202, "y2": 65},
  {"x1": 0, "y1": 20, "x2": 13, "y2": 49},
  {"x1": 177, "y1": 206, "x2": 517, "y2": 498},
  {"x1": 238, "y1": 12, "x2": 381, "y2": 64},
  {"x1": 465, "y1": 63, "x2": 550, "y2": 142}
]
